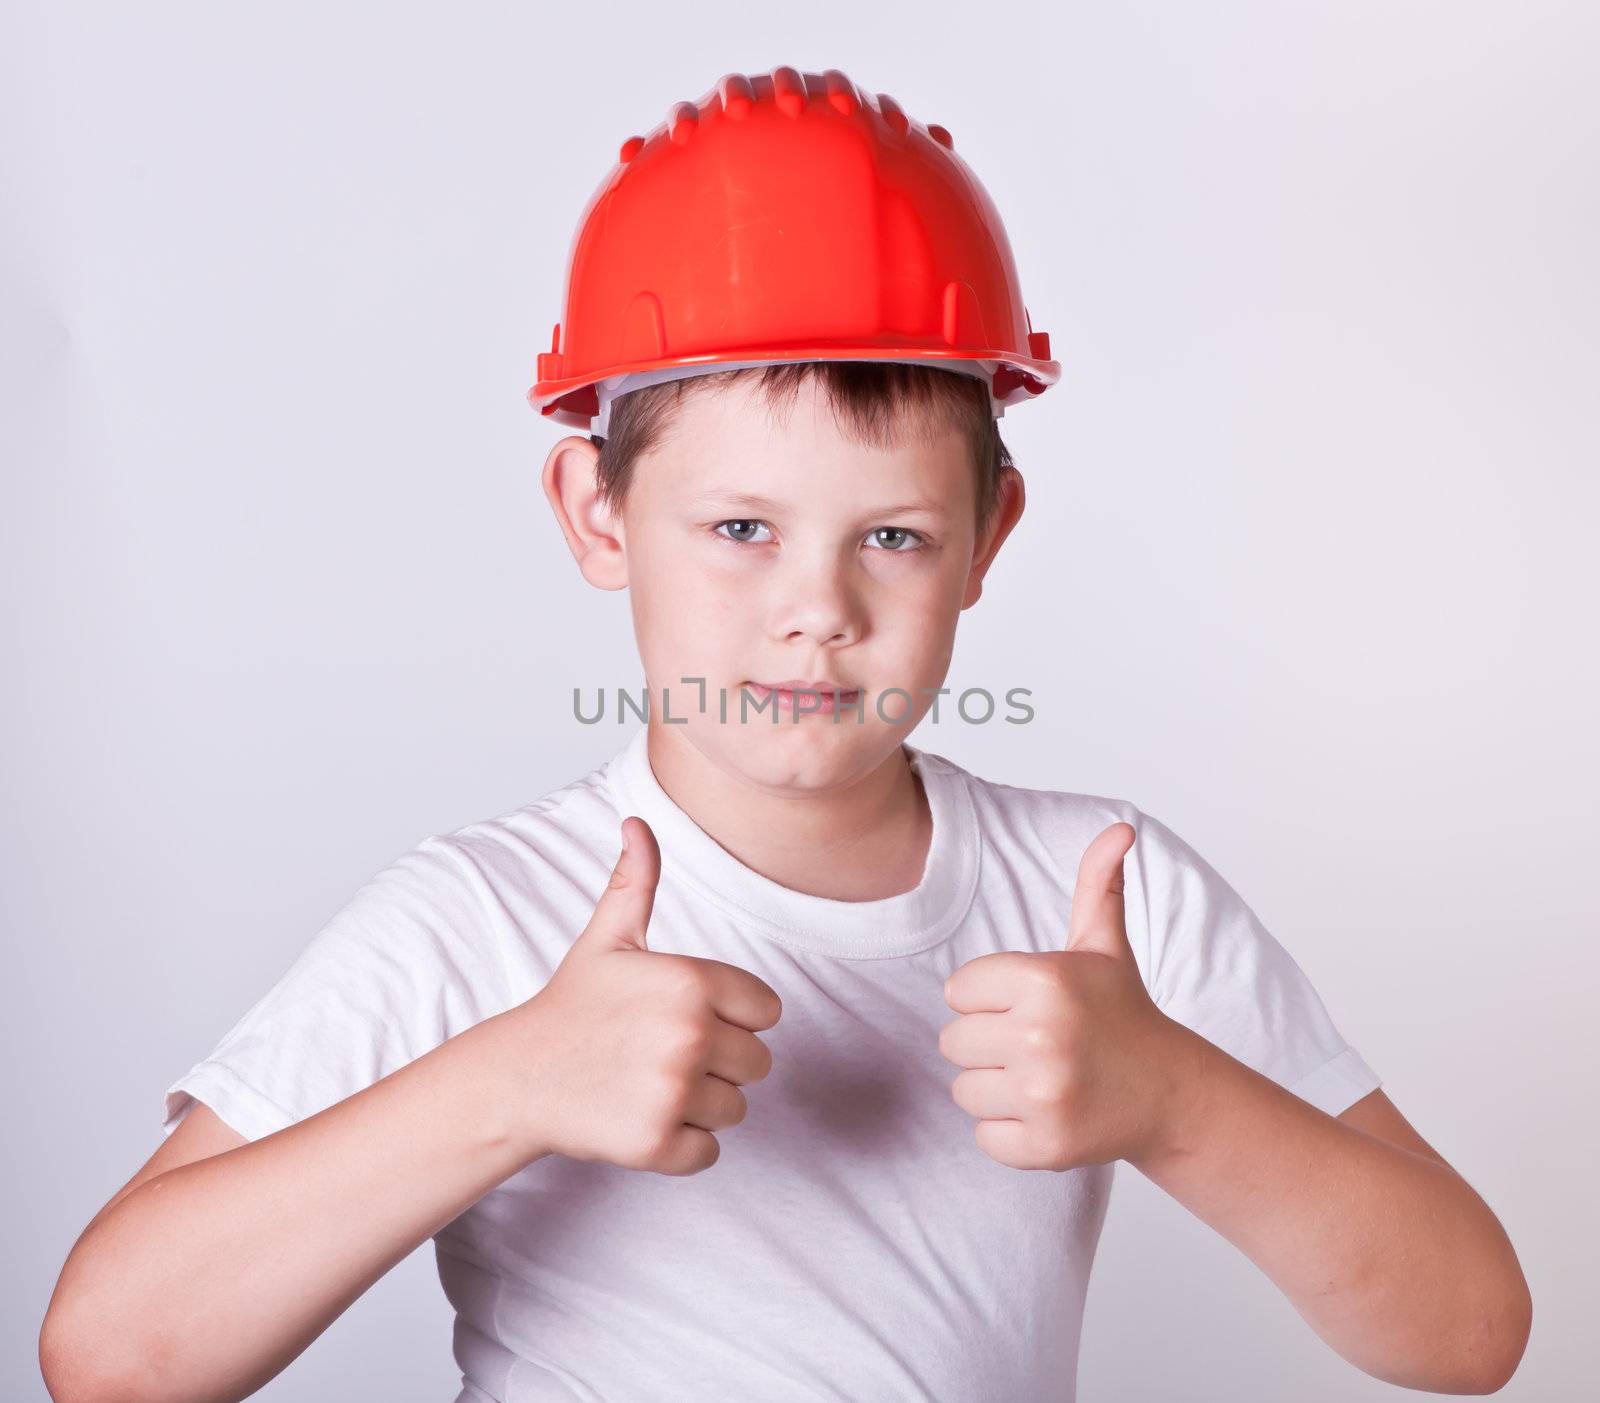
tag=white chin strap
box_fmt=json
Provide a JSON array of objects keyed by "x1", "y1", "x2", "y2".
[{"x1": 590, "y1": 357, "x2": 1006, "y2": 438}]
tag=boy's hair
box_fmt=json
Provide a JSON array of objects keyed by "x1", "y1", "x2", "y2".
[{"x1": 589, "y1": 361, "x2": 1016, "y2": 541}]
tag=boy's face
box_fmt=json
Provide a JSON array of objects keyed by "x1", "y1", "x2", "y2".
[{"x1": 550, "y1": 372, "x2": 1023, "y2": 794}]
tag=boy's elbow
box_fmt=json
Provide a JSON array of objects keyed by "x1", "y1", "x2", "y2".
[
  {"x1": 40, "y1": 1306, "x2": 143, "y2": 1403},
  {"x1": 1456, "y1": 1273, "x2": 1532, "y2": 1395}
]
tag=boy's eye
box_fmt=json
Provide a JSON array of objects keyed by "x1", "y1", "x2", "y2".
[
  {"x1": 866, "y1": 527, "x2": 925, "y2": 552},
  {"x1": 711, "y1": 520, "x2": 927, "y2": 551},
  {"x1": 714, "y1": 519, "x2": 773, "y2": 544}
]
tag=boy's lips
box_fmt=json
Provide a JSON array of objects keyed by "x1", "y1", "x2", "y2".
[
  {"x1": 743, "y1": 680, "x2": 863, "y2": 714},
  {"x1": 748, "y1": 678, "x2": 859, "y2": 695}
]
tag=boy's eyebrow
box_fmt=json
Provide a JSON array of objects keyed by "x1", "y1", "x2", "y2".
[{"x1": 689, "y1": 490, "x2": 949, "y2": 517}]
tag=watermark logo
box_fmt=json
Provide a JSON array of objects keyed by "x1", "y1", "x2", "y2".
[{"x1": 572, "y1": 680, "x2": 1035, "y2": 725}]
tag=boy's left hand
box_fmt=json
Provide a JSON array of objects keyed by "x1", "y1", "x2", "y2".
[{"x1": 938, "y1": 822, "x2": 1196, "y2": 1172}]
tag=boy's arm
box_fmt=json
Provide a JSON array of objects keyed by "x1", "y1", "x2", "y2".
[
  {"x1": 42, "y1": 819, "x2": 778, "y2": 1403},
  {"x1": 39, "y1": 1006, "x2": 550, "y2": 1403},
  {"x1": 1132, "y1": 1027, "x2": 1531, "y2": 1395},
  {"x1": 940, "y1": 822, "x2": 1531, "y2": 1397}
]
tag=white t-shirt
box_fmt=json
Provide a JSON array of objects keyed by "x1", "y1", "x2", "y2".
[{"x1": 163, "y1": 726, "x2": 1380, "y2": 1402}]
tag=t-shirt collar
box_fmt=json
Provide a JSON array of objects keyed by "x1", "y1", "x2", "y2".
[{"x1": 606, "y1": 725, "x2": 980, "y2": 959}]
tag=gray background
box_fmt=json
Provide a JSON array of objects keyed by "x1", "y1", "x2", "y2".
[{"x1": 6, "y1": 2, "x2": 1595, "y2": 1399}]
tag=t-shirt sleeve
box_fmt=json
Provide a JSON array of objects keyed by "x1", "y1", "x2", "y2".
[
  {"x1": 161, "y1": 834, "x2": 514, "y2": 1143},
  {"x1": 1124, "y1": 805, "x2": 1382, "y2": 1118}
]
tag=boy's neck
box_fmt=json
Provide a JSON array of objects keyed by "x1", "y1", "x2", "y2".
[{"x1": 642, "y1": 721, "x2": 933, "y2": 903}]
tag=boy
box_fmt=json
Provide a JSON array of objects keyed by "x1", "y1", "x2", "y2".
[{"x1": 41, "y1": 67, "x2": 1529, "y2": 1401}]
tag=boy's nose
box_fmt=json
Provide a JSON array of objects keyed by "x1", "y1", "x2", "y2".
[{"x1": 770, "y1": 562, "x2": 864, "y2": 648}]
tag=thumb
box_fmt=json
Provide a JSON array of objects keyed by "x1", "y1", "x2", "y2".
[
  {"x1": 1065, "y1": 822, "x2": 1137, "y2": 958},
  {"x1": 580, "y1": 816, "x2": 661, "y2": 952}
]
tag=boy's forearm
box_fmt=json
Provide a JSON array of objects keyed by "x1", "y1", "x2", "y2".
[
  {"x1": 43, "y1": 1008, "x2": 545, "y2": 1403},
  {"x1": 1129, "y1": 1026, "x2": 1530, "y2": 1394}
]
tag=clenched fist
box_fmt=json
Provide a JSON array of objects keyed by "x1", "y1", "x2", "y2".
[
  {"x1": 938, "y1": 822, "x2": 1195, "y2": 1173},
  {"x1": 504, "y1": 816, "x2": 783, "y2": 1177}
]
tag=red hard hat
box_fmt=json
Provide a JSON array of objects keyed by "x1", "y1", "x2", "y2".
[{"x1": 527, "y1": 67, "x2": 1060, "y2": 431}]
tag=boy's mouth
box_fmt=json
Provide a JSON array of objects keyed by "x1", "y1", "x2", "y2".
[{"x1": 743, "y1": 680, "x2": 863, "y2": 715}]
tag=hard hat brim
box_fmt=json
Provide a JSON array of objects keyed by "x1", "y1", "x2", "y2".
[{"x1": 529, "y1": 345, "x2": 1061, "y2": 432}]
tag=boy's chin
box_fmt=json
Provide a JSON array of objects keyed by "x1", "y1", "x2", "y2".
[{"x1": 709, "y1": 717, "x2": 905, "y2": 788}]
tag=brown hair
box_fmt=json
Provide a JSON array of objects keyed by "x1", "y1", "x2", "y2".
[{"x1": 589, "y1": 361, "x2": 1016, "y2": 540}]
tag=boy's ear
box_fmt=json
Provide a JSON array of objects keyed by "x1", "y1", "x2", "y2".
[
  {"x1": 542, "y1": 435, "x2": 629, "y2": 591},
  {"x1": 961, "y1": 466, "x2": 1026, "y2": 610}
]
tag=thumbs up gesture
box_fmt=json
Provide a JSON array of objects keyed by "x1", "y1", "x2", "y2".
[
  {"x1": 938, "y1": 822, "x2": 1193, "y2": 1172},
  {"x1": 505, "y1": 816, "x2": 784, "y2": 1176}
]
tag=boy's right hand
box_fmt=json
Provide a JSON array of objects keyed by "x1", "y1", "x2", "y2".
[{"x1": 506, "y1": 816, "x2": 782, "y2": 1177}]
